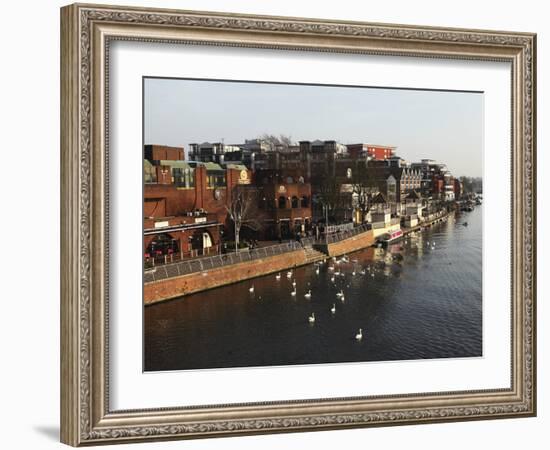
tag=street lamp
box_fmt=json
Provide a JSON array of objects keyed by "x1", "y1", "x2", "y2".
[{"x1": 323, "y1": 203, "x2": 329, "y2": 244}]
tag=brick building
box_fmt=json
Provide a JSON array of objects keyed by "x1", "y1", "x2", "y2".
[
  {"x1": 347, "y1": 143, "x2": 395, "y2": 161},
  {"x1": 254, "y1": 170, "x2": 313, "y2": 240},
  {"x1": 143, "y1": 145, "x2": 252, "y2": 261}
]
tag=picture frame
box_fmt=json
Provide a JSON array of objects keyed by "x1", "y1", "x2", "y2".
[{"x1": 60, "y1": 2, "x2": 536, "y2": 446}]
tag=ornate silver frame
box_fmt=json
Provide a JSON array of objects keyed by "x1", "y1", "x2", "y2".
[{"x1": 60, "y1": 3, "x2": 536, "y2": 446}]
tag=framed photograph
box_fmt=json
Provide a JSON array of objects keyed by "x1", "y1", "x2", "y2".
[{"x1": 60, "y1": 3, "x2": 536, "y2": 446}]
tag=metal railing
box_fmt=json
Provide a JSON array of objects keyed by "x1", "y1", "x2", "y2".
[
  {"x1": 325, "y1": 222, "x2": 354, "y2": 234},
  {"x1": 144, "y1": 241, "x2": 302, "y2": 283},
  {"x1": 145, "y1": 246, "x2": 220, "y2": 267},
  {"x1": 301, "y1": 223, "x2": 372, "y2": 247},
  {"x1": 324, "y1": 223, "x2": 371, "y2": 244}
]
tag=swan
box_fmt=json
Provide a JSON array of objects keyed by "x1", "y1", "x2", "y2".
[
  {"x1": 275, "y1": 273, "x2": 281, "y2": 280},
  {"x1": 315, "y1": 267, "x2": 320, "y2": 275},
  {"x1": 290, "y1": 288, "x2": 297, "y2": 296},
  {"x1": 355, "y1": 328, "x2": 363, "y2": 341},
  {"x1": 292, "y1": 280, "x2": 297, "y2": 287},
  {"x1": 249, "y1": 285, "x2": 254, "y2": 293},
  {"x1": 330, "y1": 304, "x2": 336, "y2": 314},
  {"x1": 336, "y1": 289, "x2": 344, "y2": 298},
  {"x1": 287, "y1": 270, "x2": 293, "y2": 278},
  {"x1": 330, "y1": 276, "x2": 336, "y2": 283},
  {"x1": 308, "y1": 312, "x2": 315, "y2": 323},
  {"x1": 304, "y1": 290, "x2": 312, "y2": 299}
]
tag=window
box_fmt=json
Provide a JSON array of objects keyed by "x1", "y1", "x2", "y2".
[
  {"x1": 301, "y1": 196, "x2": 309, "y2": 208},
  {"x1": 291, "y1": 196, "x2": 299, "y2": 208},
  {"x1": 144, "y1": 163, "x2": 157, "y2": 183},
  {"x1": 278, "y1": 196, "x2": 286, "y2": 209},
  {"x1": 207, "y1": 171, "x2": 226, "y2": 188}
]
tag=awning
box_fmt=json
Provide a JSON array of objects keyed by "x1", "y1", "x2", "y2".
[{"x1": 144, "y1": 221, "x2": 220, "y2": 235}]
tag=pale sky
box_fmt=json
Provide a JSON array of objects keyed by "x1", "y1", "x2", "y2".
[{"x1": 144, "y1": 78, "x2": 483, "y2": 177}]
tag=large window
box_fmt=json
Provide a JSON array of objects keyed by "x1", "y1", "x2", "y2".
[
  {"x1": 207, "y1": 171, "x2": 226, "y2": 188},
  {"x1": 144, "y1": 161, "x2": 157, "y2": 183},
  {"x1": 172, "y1": 167, "x2": 195, "y2": 188}
]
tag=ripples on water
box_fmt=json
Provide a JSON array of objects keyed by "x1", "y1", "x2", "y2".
[{"x1": 145, "y1": 208, "x2": 482, "y2": 371}]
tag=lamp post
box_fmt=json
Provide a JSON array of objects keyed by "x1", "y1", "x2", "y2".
[{"x1": 323, "y1": 203, "x2": 329, "y2": 244}]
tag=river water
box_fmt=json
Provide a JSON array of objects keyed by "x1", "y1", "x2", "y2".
[{"x1": 144, "y1": 208, "x2": 482, "y2": 372}]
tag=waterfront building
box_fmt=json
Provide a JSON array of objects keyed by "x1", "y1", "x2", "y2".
[
  {"x1": 403, "y1": 190, "x2": 423, "y2": 227},
  {"x1": 363, "y1": 166, "x2": 422, "y2": 205},
  {"x1": 454, "y1": 178, "x2": 464, "y2": 199},
  {"x1": 369, "y1": 193, "x2": 392, "y2": 225},
  {"x1": 254, "y1": 169, "x2": 313, "y2": 240},
  {"x1": 144, "y1": 145, "x2": 252, "y2": 261}
]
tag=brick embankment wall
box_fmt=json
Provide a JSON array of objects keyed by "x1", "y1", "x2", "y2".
[
  {"x1": 324, "y1": 230, "x2": 375, "y2": 257},
  {"x1": 144, "y1": 249, "x2": 307, "y2": 305}
]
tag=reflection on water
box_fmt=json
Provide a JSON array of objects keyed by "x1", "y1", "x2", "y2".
[{"x1": 144, "y1": 208, "x2": 482, "y2": 371}]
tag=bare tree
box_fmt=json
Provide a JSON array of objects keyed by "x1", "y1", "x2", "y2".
[
  {"x1": 349, "y1": 162, "x2": 377, "y2": 223},
  {"x1": 259, "y1": 133, "x2": 294, "y2": 151},
  {"x1": 225, "y1": 187, "x2": 264, "y2": 252},
  {"x1": 313, "y1": 172, "x2": 343, "y2": 225}
]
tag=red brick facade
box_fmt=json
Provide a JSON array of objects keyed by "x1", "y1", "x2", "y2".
[
  {"x1": 144, "y1": 144, "x2": 185, "y2": 161},
  {"x1": 144, "y1": 161, "x2": 253, "y2": 260}
]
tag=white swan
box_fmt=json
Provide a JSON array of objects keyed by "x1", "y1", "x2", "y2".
[
  {"x1": 292, "y1": 280, "x2": 297, "y2": 287},
  {"x1": 315, "y1": 267, "x2": 320, "y2": 275},
  {"x1": 249, "y1": 285, "x2": 254, "y2": 293},
  {"x1": 336, "y1": 289, "x2": 344, "y2": 298},
  {"x1": 275, "y1": 273, "x2": 281, "y2": 280},
  {"x1": 287, "y1": 270, "x2": 293, "y2": 278},
  {"x1": 308, "y1": 312, "x2": 315, "y2": 323},
  {"x1": 290, "y1": 288, "x2": 297, "y2": 296},
  {"x1": 355, "y1": 328, "x2": 363, "y2": 341},
  {"x1": 330, "y1": 276, "x2": 336, "y2": 283},
  {"x1": 304, "y1": 290, "x2": 312, "y2": 299},
  {"x1": 330, "y1": 304, "x2": 336, "y2": 314}
]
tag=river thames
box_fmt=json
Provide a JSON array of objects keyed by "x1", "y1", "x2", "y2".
[{"x1": 144, "y1": 207, "x2": 482, "y2": 372}]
